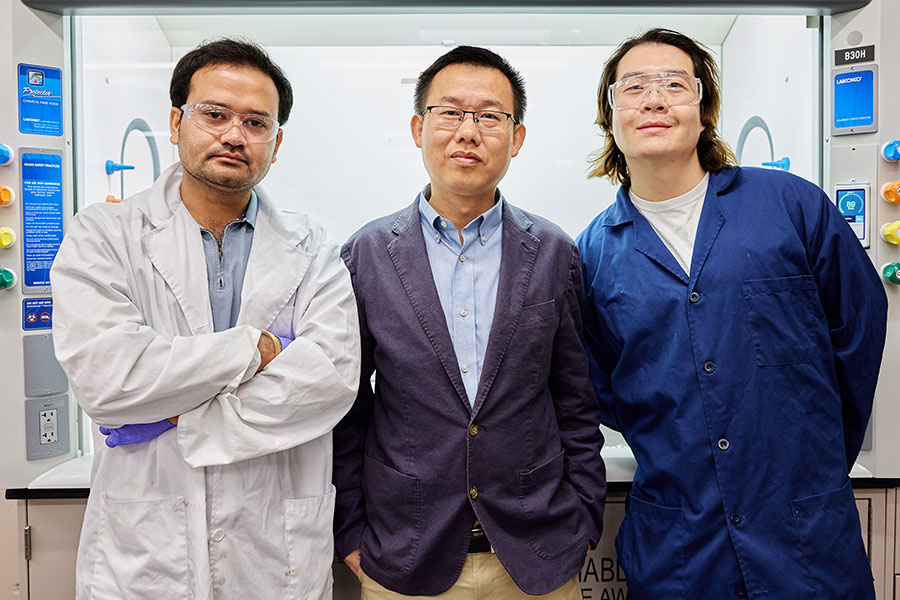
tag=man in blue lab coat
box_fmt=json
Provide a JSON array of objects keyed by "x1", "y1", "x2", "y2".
[{"x1": 578, "y1": 28, "x2": 887, "y2": 599}]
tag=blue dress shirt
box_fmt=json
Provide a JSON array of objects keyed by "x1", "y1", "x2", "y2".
[
  {"x1": 418, "y1": 190, "x2": 503, "y2": 406},
  {"x1": 199, "y1": 191, "x2": 258, "y2": 332}
]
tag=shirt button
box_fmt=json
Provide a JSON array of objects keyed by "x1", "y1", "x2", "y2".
[
  {"x1": 469, "y1": 424, "x2": 479, "y2": 436},
  {"x1": 461, "y1": 364, "x2": 470, "y2": 373},
  {"x1": 734, "y1": 584, "x2": 747, "y2": 597},
  {"x1": 459, "y1": 254, "x2": 467, "y2": 262},
  {"x1": 703, "y1": 360, "x2": 716, "y2": 373},
  {"x1": 434, "y1": 234, "x2": 440, "y2": 241},
  {"x1": 730, "y1": 513, "x2": 743, "y2": 525},
  {"x1": 469, "y1": 486, "x2": 478, "y2": 500},
  {"x1": 460, "y1": 309, "x2": 468, "y2": 317},
  {"x1": 441, "y1": 221, "x2": 448, "y2": 228},
  {"x1": 718, "y1": 438, "x2": 730, "y2": 451},
  {"x1": 211, "y1": 529, "x2": 226, "y2": 542},
  {"x1": 689, "y1": 291, "x2": 701, "y2": 303},
  {"x1": 481, "y1": 235, "x2": 486, "y2": 243}
]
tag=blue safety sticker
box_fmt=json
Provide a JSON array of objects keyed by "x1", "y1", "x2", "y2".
[
  {"x1": 21, "y1": 152, "x2": 64, "y2": 288},
  {"x1": 22, "y1": 297, "x2": 53, "y2": 330},
  {"x1": 18, "y1": 64, "x2": 63, "y2": 136}
]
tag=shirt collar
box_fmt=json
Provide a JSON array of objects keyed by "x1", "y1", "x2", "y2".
[
  {"x1": 417, "y1": 186, "x2": 504, "y2": 246},
  {"x1": 241, "y1": 190, "x2": 259, "y2": 228}
]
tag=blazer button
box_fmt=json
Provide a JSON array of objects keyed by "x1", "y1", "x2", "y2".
[
  {"x1": 689, "y1": 291, "x2": 701, "y2": 303},
  {"x1": 469, "y1": 486, "x2": 478, "y2": 500},
  {"x1": 469, "y1": 424, "x2": 479, "y2": 437},
  {"x1": 703, "y1": 360, "x2": 716, "y2": 373}
]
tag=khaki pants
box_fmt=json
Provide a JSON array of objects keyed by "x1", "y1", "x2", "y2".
[{"x1": 358, "y1": 553, "x2": 581, "y2": 600}]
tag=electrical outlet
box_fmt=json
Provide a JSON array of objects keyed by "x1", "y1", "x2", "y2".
[{"x1": 39, "y1": 409, "x2": 57, "y2": 444}]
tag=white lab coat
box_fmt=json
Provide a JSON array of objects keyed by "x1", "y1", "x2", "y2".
[{"x1": 50, "y1": 163, "x2": 360, "y2": 599}]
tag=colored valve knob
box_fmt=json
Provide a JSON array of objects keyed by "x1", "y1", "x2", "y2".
[
  {"x1": 0, "y1": 227, "x2": 15, "y2": 249},
  {"x1": 0, "y1": 141, "x2": 13, "y2": 167},
  {"x1": 882, "y1": 263, "x2": 900, "y2": 285},
  {"x1": 883, "y1": 140, "x2": 900, "y2": 162},
  {"x1": 0, "y1": 184, "x2": 14, "y2": 207},
  {"x1": 882, "y1": 221, "x2": 900, "y2": 245},
  {"x1": 0, "y1": 268, "x2": 16, "y2": 290},
  {"x1": 883, "y1": 181, "x2": 900, "y2": 204}
]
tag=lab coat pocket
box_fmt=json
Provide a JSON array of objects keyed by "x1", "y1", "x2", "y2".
[
  {"x1": 91, "y1": 494, "x2": 192, "y2": 599},
  {"x1": 285, "y1": 487, "x2": 336, "y2": 600},
  {"x1": 518, "y1": 450, "x2": 589, "y2": 560},
  {"x1": 791, "y1": 480, "x2": 873, "y2": 597},
  {"x1": 615, "y1": 493, "x2": 685, "y2": 600},
  {"x1": 741, "y1": 275, "x2": 817, "y2": 366},
  {"x1": 361, "y1": 455, "x2": 422, "y2": 577}
]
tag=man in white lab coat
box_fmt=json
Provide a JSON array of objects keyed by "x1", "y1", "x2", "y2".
[{"x1": 50, "y1": 39, "x2": 359, "y2": 599}]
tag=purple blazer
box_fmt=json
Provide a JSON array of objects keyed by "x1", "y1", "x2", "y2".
[{"x1": 333, "y1": 199, "x2": 607, "y2": 596}]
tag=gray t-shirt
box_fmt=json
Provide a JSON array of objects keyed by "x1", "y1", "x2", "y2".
[{"x1": 629, "y1": 173, "x2": 709, "y2": 276}]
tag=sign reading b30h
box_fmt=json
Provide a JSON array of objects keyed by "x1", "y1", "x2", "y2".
[{"x1": 18, "y1": 63, "x2": 63, "y2": 136}]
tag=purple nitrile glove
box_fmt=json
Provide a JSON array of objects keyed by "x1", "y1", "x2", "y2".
[
  {"x1": 276, "y1": 334, "x2": 293, "y2": 353},
  {"x1": 99, "y1": 419, "x2": 175, "y2": 448}
]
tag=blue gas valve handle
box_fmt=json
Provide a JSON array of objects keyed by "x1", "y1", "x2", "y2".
[
  {"x1": 0, "y1": 142, "x2": 13, "y2": 167},
  {"x1": 105, "y1": 160, "x2": 135, "y2": 175},
  {"x1": 883, "y1": 141, "x2": 900, "y2": 162},
  {"x1": 762, "y1": 156, "x2": 790, "y2": 171}
]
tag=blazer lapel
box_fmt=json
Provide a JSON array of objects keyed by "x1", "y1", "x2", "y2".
[
  {"x1": 237, "y1": 190, "x2": 312, "y2": 329},
  {"x1": 471, "y1": 204, "x2": 539, "y2": 416},
  {"x1": 387, "y1": 202, "x2": 470, "y2": 410}
]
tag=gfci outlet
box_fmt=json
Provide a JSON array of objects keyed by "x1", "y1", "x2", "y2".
[{"x1": 39, "y1": 409, "x2": 58, "y2": 445}]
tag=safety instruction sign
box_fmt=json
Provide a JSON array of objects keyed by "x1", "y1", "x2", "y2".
[
  {"x1": 18, "y1": 64, "x2": 63, "y2": 136},
  {"x1": 21, "y1": 152, "x2": 64, "y2": 289},
  {"x1": 22, "y1": 298, "x2": 53, "y2": 331}
]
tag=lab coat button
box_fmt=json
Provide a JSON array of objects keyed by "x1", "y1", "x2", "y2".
[
  {"x1": 718, "y1": 438, "x2": 730, "y2": 451},
  {"x1": 703, "y1": 360, "x2": 716, "y2": 373},
  {"x1": 730, "y1": 513, "x2": 742, "y2": 525},
  {"x1": 469, "y1": 486, "x2": 478, "y2": 500},
  {"x1": 211, "y1": 529, "x2": 226, "y2": 542},
  {"x1": 469, "y1": 424, "x2": 479, "y2": 437},
  {"x1": 734, "y1": 583, "x2": 747, "y2": 597},
  {"x1": 689, "y1": 291, "x2": 700, "y2": 303}
]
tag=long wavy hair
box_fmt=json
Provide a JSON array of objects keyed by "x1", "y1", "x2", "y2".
[{"x1": 588, "y1": 29, "x2": 737, "y2": 187}]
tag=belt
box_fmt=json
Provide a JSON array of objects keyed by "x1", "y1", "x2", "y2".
[{"x1": 468, "y1": 522, "x2": 493, "y2": 554}]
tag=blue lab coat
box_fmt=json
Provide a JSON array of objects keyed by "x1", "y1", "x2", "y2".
[{"x1": 577, "y1": 167, "x2": 887, "y2": 600}]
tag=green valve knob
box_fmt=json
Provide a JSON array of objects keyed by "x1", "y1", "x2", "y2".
[
  {"x1": 0, "y1": 268, "x2": 16, "y2": 290},
  {"x1": 882, "y1": 262, "x2": 900, "y2": 285}
]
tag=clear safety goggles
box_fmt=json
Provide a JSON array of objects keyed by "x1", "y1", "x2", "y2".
[
  {"x1": 608, "y1": 72, "x2": 703, "y2": 111},
  {"x1": 181, "y1": 103, "x2": 280, "y2": 142},
  {"x1": 423, "y1": 105, "x2": 517, "y2": 133}
]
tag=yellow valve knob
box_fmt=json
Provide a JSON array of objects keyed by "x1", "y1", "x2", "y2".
[
  {"x1": 0, "y1": 227, "x2": 15, "y2": 249},
  {"x1": 0, "y1": 185, "x2": 14, "y2": 207},
  {"x1": 882, "y1": 181, "x2": 900, "y2": 204},
  {"x1": 882, "y1": 221, "x2": 900, "y2": 245}
]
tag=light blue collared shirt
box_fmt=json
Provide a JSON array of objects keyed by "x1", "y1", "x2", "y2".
[
  {"x1": 199, "y1": 191, "x2": 258, "y2": 332},
  {"x1": 418, "y1": 189, "x2": 504, "y2": 407}
]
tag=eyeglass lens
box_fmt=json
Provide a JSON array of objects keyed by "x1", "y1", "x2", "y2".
[
  {"x1": 428, "y1": 106, "x2": 511, "y2": 132},
  {"x1": 611, "y1": 73, "x2": 701, "y2": 109},
  {"x1": 185, "y1": 104, "x2": 278, "y2": 142}
]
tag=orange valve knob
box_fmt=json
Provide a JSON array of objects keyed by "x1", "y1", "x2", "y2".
[
  {"x1": 0, "y1": 185, "x2": 14, "y2": 207},
  {"x1": 883, "y1": 181, "x2": 900, "y2": 204}
]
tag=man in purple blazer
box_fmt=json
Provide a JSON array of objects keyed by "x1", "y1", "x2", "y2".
[{"x1": 333, "y1": 46, "x2": 607, "y2": 599}]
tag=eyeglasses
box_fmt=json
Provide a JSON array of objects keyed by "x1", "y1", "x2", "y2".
[
  {"x1": 180, "y1": 103, "x2": 280, "y2": 142},
  {"x1": 423, "y1": 105, "x2": 517, "y2": 133},
  {"x1": 608, "y1": 72, "x2": 703, "y2": 111}
]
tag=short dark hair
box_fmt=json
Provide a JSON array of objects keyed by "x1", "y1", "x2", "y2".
[
  {"x1": 414, "y1": 45, "x2": 527, "y2": 123},
  {"x1": 589, "y1": 28, "x2": 736, "y2": 187},
  {"x1": 170, "y1": 38, "x2": 294, "y2": 125}
]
